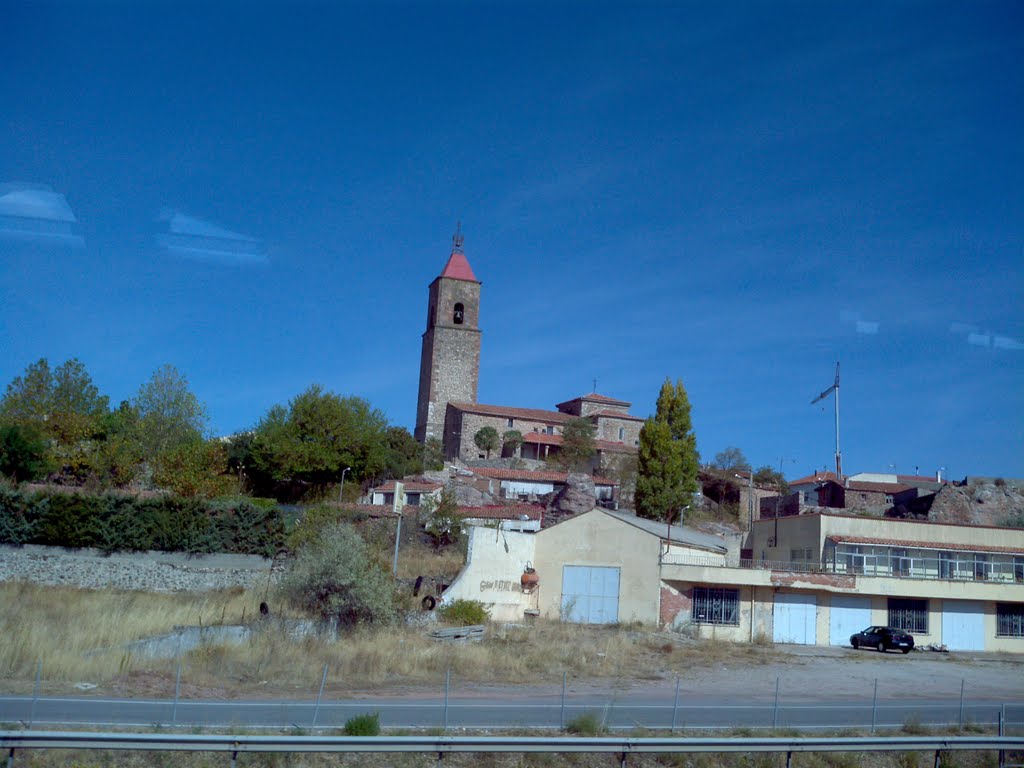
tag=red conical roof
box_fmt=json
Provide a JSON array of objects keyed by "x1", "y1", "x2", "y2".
[{"x1": 440, "y1": 250, "x2": 478, "y2": 282}]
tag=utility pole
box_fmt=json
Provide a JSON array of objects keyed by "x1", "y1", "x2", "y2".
[{"x1": 811, "y1": 362, "x2": 842, "y2": 479}]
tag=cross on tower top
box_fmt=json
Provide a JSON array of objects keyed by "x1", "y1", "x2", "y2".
[{"x1": 452, "y1": 221, "x2": 464, "y2": 253}]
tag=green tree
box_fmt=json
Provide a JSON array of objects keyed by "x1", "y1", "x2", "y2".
[
  {"x1": 133, "y1": 365, "x2": 208, "y2": 458},
  {"x1": 380, "y1": 426, "x2": 424, "y2": 479},
  {"x1": 422, "y1": 437, "x2": 445, "y2": 471},
  {"x1": 753, "y1": 465, "x2": 789, "y2": 495},
  {"x1": 501, "y1": 429, "x2": 523, "y2": 457},
  {"x1": 90, "y1": 400, "x2": 143, "y2": 487},
  {"x1": 0, "y1": 424, "x2": 52, "y2": 482},
  {"x1": 248, "y1": 385, "x2": 389, "y2": 500},
  {"x1": 635, "y1": 378, "x2": 700, "y2": 521},
  {"x1": 151, "y1": 438, "x2": 236, "y2": 498},
  {"x1": 279, "y1": 522, "x2": 396, "y2": 628},
  {"x1": 0, "y1": 358, "x2": 109, "y2": 444},
  {"x1": 473, "y1": 426, "x2": 500, "y2": 459},
  {"x1": 711, "y1": 446, "x2": 750, "y2": 473},
  {"x1": 422, "y1": 487, "x2": 463, "y2": 548},
  {"x1": 556, "y1": 417, "x2": 596, "y2": 471}
]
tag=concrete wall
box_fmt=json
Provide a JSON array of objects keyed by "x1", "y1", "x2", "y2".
[
  {"x1": 534, "y1": 510, "x2": 662, "y2": 624},
  {"x1": 439, "y1": 525, "x2": 538, "y2": 622},
  {"x1": 750, "y1": 512, "x2": 1024, "y2": 561},
  {"x1": 657, "y1": 559, "x2": 1024, "y2": 651}
]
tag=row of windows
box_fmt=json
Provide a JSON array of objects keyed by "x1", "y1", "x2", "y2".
[{"x1": 689, "y1": 589, "x2": 1024, "y2": 639}]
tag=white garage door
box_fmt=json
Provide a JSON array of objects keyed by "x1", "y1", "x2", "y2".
[
  {"x1": 561, "y1": 565, "x2": 620, "y2": 624},
  {"x1": 941, "y1": 600, "x2": 985, "y2": 650},
  {"x1": 774, "y1": 592, "x2": 817, "y2": 645},
  {"x1": 829, "y1": 595, "x2": 872, "y2": 646}
]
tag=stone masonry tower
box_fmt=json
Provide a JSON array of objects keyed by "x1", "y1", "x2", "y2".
[{"x1": 415, "y1": 227, "x2": 482, "y2": 443}]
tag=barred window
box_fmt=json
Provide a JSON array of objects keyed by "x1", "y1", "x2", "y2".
[
  {"x1": 888, "y1": 598, "x2": 928, "y2": 633},
  {"x1": 997, "y1": 603, "x2": 1024, "y2": 638},
  {"x1": 692, "y1": 587, "x2": 739, "y2": 626}
]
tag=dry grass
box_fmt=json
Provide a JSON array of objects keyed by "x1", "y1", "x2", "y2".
[
  {"x1": 0, "y1": 581, "x2": 778, "y2": 697},
  {"x1": 0, "y1": 581, "x2": 254, "y2": 687}
]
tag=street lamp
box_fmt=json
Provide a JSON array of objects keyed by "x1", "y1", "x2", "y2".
[
  {"x1": 665, "y1": 504, "x2": 691, "y2": 558},
  {"x1": 338, "y1": 466, "x2": 351, "y2": 503}
]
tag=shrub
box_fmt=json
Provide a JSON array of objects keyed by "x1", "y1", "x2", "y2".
[
  {"x1": 279, "y1": 522, "x2": 396, "y2": 628},
  {"x1": 439, "y1": 599, "x2": 490, "y2": 626},
  {"x1": 343, "y1": 712, "x2": 380, "y2": 736},
  {"x1": 565, "y1": 711, "x2": 604, "y2": 736},
  {"x1": 0, "y1": 486, "x2": 284, "y2": 555},
  {"x1": 422, "y1": 488, "x2": 463, "y2": 549}
]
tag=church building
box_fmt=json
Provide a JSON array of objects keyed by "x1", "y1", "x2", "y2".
[{"x1": 415, "y1": 230, "x2": 641, "y2": 471}]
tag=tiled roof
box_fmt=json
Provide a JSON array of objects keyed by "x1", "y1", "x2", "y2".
[
  {"x1": 828, "y1": 534, "x2": 1024, "y2": 556},
  {"x1": 556, "y1": 392, "x2": 632, "y2": 409},
  {"x1": 474, "y1": 467, "x2": 617, "y2": 486},
  {"x1": 459, "y1": 504, "x2": 544, "y2": 520},
  {"x1": 590, "y1": 409, "x2": 644, "y2": 422},
  {"x1": 439, "y1": 250, "x2": 478, "y2": 282},
  {"x1": 522, "y1": 431, "x2": 563, "y2": 445},
  {"x1": 371, "y1": 480, "x2": 443, "y2": 493},
  {"x1": 449, "y1": 401, "x2": 573, "y2": 423},
  {"x1": 788, "y1": 471, "x2": 841, "y2": 486},
  {"x1": 520, "y1": 431, "x2": 638, "y2": 454},
  {"x1": 844, "y1": 481, "x2": 915, "y2": 494}
]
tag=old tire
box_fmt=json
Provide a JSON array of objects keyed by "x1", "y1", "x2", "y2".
[
  {"x1": 901, "y1": 648, "x2": 911, "y2": 654},
  {"x1": 421, "y1": 595, "x2": 437, "y2": 610},
  {"x1": 877, "y1": 641, "x2": 886, "y2": 653},
  {"x1": 851, "y1": 638, "x2": 859, "y2": 649}
]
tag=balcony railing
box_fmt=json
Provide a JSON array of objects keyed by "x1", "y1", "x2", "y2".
[{"x1": 659, "y1": 553, "x2": 1024, "y2": 584}]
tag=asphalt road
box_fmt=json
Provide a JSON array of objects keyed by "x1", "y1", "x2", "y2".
[{"x1": 2, "y1": 691, "x2": 1022, "y2": 732}]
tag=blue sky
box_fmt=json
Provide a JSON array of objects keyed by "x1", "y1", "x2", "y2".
[{"x1": 2, "y1": 1, "x2": 1021, "y2": 480}]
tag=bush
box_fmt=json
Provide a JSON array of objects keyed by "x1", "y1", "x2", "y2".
[
  {"x1": 565, "y1": 711, "x2": 604, "y2": 736},
  {"x1": 422, "y1": 488, "x2": 463, "y2": 549},
  {"x1": 279, "y1": 522, "x2": 396, "y2": 628},
  {"x1": 0, "y1": 486, "x2": 284, "y2": 555},
  {"x1": 439, "y1": 599, "x2": 490, "y2": 626},
  {"x1": 343, "y1": 712, "x2": 380, "y2": 736}
]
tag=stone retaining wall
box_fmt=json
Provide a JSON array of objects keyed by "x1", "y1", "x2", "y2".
[{"x1": 0, "y1": 545, "x2": 279, "y2": 593}]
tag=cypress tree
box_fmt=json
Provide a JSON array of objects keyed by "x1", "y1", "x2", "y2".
[{"x1": 635, "y1": 378, "x2": 700, "y2": 522}]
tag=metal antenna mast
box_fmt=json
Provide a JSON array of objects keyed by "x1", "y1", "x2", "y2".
[{"x1": 811, "y1": 362, "x2": 842, "y2": 479}]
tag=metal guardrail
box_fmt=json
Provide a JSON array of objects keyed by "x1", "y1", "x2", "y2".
[{"x1": 2, "y1": 731, "x2": 1022, "y2": 755}]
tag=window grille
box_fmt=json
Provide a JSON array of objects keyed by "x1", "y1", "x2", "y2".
[
  {"x1": 692, "y1": 587, "x2": 739, "y2": 626},
  {"x1": 997, "y1": 604, "x2": 1024, "y2": 637},
  {"x1": 888, "y1": 598, "x2": 928, "y2": 633}
]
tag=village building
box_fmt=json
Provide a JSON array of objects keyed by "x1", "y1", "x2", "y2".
[{"x1": 414, "y1": 232, "x2": 639, "y2": 473}]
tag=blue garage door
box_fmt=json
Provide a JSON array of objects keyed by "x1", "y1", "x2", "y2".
[
  {"x1": 561, "y1": 566, "x2": 620, "y2": 624},
  {"x1": 773, "y1": 592, "x2": 817, "y2": 645},
  {"x1": 829, "y1": 595, "x2": 872, "y2": 646},
  {"x1": 942, "y1": 600, "x2": 985, "y2": 650}
]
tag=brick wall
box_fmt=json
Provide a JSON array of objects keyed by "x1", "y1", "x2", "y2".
[{"x1": 660, "y1": 583, "x2": 691, "y2": 628}]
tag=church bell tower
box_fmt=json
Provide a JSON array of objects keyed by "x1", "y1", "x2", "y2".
[{"x1": 414, "y1": 226, "x2": 482, "y2": 444}]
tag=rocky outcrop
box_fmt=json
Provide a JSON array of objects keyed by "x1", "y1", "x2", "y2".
[
  {"x1": 449, "y1": 481, "x2": 493, "y2": 507},
  {"x1": 545, "y1": 472, "x2": 597, "y2": 526},
  {"x1": 919, "y1": 482, "x2": 1024, "y2": 527}
]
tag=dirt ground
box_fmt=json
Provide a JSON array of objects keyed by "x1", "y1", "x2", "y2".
[{"x1": 637, "y1": 644, "x2": 1024, "y2": 703}]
